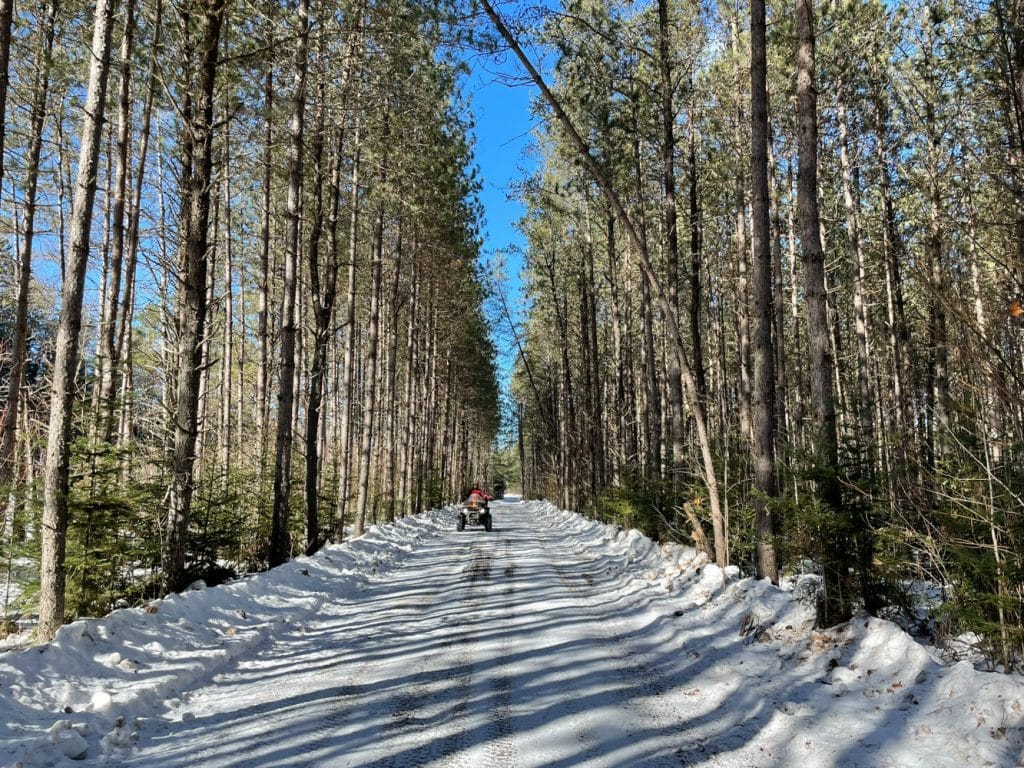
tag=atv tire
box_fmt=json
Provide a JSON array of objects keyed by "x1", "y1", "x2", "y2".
[
  {"x1": 457, "y1": 515, "x2": 466, "y2": 531},
  {"x1": 483, "y1": 513, "x2": 492, "y2": 532}
]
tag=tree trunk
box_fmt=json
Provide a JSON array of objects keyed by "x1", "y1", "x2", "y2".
[
  {"x1": 0, "y1": 0, "x2": 58, "y2": 489},
  {"x1": 270, "y1": 0, "x2": 310, "y2": 567},
  {"x1": 640, "y1": 273, "x2": 661, "y2": 477},
  {"x1": 922, "y1": 22, "x2": 949, "y2": 463},
  {"x1": 309, "y1": 26, "x2": 360, "y2": 547},
  {"x1": 164, "y1": 0, "x2": 227, "y2": 592},
  {"x1": 401, "y1": 262, "x2": 420, "y2": 515},
  {"x1": 795, "y1": 0, "x2": 848, "y2": 625},
  {"x1": 304, "y1": 74, "x2": 331, "y2": 555},
  {"x1": 194, "y1": 190, "x2": 216, "y2": 477},
  {"x1": 116, "y1": 0, "x2": 163, "y2": 450},
  {"x1": 750, "y1": 0, "x2": 778, "y2": 583},
  {"x1": 606, "y1": 213, "x2": 631, "y2": 476},
  {"x1": 585, "y1": 227, "x2": 605, "y2": 493},
  {"x1": 0, "y1": 0, "x2": 13, "y2": 199},
  {"x1": 220, "y1": 117, "x2": 234, "y2": 483},
  {"x1": 768, "y1": 125, "x2": 788, "y2": 455},
  {"x1": 874, "y1": 90, "x2": 911, "y2": 443},
  {"x1": 257, "y1": 55, "x2": 273, "y2": 468},
  {"x1": 838, "y1": 81, "x2": 881, "y2": 611},
  {"x1": 629, "y1": 114, "x2": 660, "y2": 479},
  {"x1": 731, "y1": 10, "x2": 752, "y2": 445},
  {"x1": 39, "y1": 0, "x2": 116, "y2": 640},
  {"x1": 355, "y1": 196, "x2": 385, "y2": 535},
  {"x1": 688, "y1": 121, "x2": 707, "y2": 402},
  {"x1": 786, "y1": 160, "x2": 806, "y2": 448},
  {"x1": 657, "y1": 0, "x2": 687, "y2": 490},
  {"x1": 96, "y1": 0, "x2": 136, "y2": 441},
  {"x1": 333, "y1": 135, "x2": 360, "y2": 539},
  {"x1": 837, "y1": 85, "x2": 874, "y2": 464},
  {"x1": 382, "y1": 230, "x2": 402, "y2": 522}
]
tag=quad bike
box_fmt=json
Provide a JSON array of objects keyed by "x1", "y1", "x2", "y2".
[{"x1": 458, "y1": 497, "x2": 492, "y2": 532}]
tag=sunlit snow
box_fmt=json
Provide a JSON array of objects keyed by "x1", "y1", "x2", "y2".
[{"x1": 2, "y1": 498, "x2": 1023, "y2": 767}]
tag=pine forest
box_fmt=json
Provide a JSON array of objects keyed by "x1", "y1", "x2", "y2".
[{"x1": 1, "y1": 0, "x2": 1024, "y2": 673}]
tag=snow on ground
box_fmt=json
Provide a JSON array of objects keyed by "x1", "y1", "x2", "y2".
[{"x1": 1, "y1": 498, "x2": 1023, "y2": 767}]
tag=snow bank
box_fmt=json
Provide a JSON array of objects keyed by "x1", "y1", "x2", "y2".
[
  {"x1": 533, "y1": 500, "x2": 1024, "y2": 767},
  {"x1": 535, "y1": 500, "x2": 727, "y2": 600},
  {"x1": 0, "y1": 506, "x2": 458, "y2": 768}
]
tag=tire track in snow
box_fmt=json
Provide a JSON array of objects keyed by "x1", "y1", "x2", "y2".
[
  {"x1": 300, "y1": 593, "x2": 430, "y2": 761},
  {"x1": 486, "y1": 540, "x2": 519, "y2": 764},
  {"x1": 103, "y1": 501, "x2": 703, "y2": 768},
  {"x1": 391, "y1": 535, "x2": 526, "y2": 768},
  {"x1": 212, "y1": 588, "x2": 434, "y2": 768},
  {"x1": 297, "y1": 533, "x2": 508, "y2": 768},
  {"x1": 367, "y1": 540, "x2": 484, "y2": 767},
  {"x1": 115, "y1": 531, "x2": 479, "y2": 768},
  {"x1": 532, "y1": 532, "x2": 688, "y2": 768},
  {"x1": 454, "y1": 536, "x2": 520, "y2": 768}
]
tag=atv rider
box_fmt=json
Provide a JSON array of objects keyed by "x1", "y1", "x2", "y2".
[
  {"x1": 458, "y1": 483, "x2": 494, "y2": 531},
  {"x1": 466, "y1": 483, "x2": 492, "y2": 505}
]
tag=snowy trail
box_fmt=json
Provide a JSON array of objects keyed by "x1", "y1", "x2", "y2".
[
  {"x1": 5, "y1": 498, "x2": 1024, "y2": 768},
  {"x1": 106, "y1": 501, "x2": 695, "y2": 767}
]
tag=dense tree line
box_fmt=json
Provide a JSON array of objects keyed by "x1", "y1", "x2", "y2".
[
  {"x1": 501, "y1": 0, "x2": 1024, "y2": 668},
  {"x1": 0, "y1": 0, "x2": 499, "y2": 640}
]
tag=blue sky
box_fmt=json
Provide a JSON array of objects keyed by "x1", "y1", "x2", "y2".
[{"x1": 461, "y1": 56, "x2": 538, "y2": 384}]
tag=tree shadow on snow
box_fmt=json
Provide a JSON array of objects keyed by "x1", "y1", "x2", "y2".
[{"x1": 104, "y1": 505, "x2": 961, "y2": 768}]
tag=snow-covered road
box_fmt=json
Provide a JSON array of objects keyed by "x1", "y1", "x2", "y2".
[
  {"x1": 109, "y1": 500, "x2": 697, "y2": 767},
  {"x1": 4, "y1": 498, "x2": 1024, "y2": 768}
]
